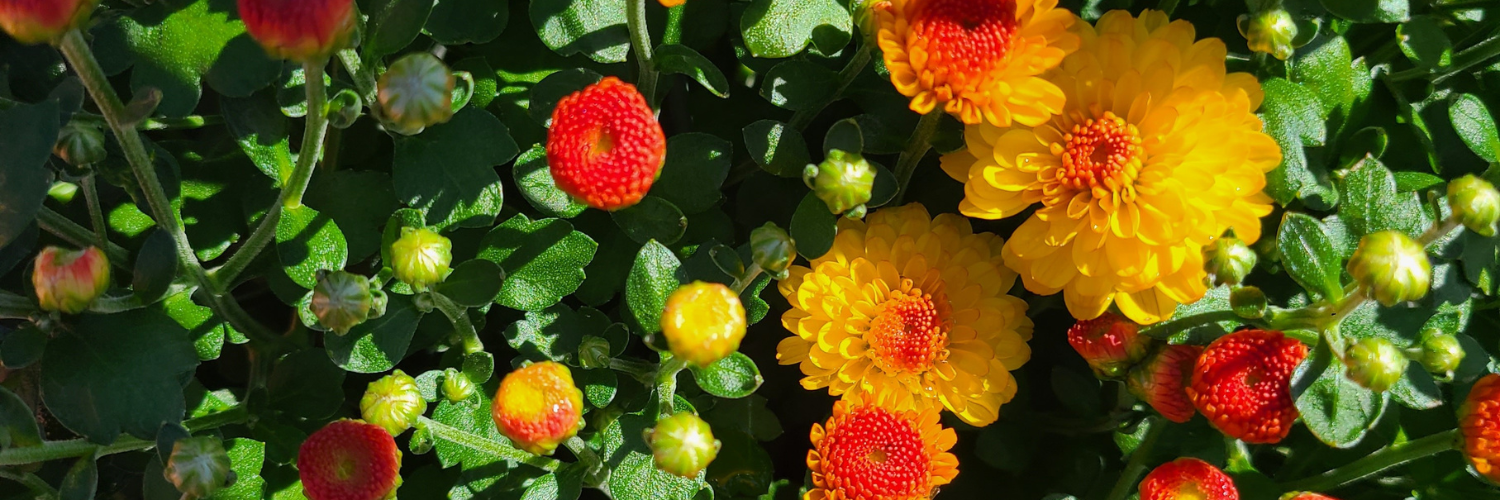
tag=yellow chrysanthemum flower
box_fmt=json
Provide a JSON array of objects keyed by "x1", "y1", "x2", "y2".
[
  {"x1": 875, "y1": 0, "x2": 1080, "y2": 126},
  {"x1": 776, "y1": 204, "x2": 1032, "y2": 426},
  {"x1": 940, "y1": 9, "x2": 1281, "y2": 324}
]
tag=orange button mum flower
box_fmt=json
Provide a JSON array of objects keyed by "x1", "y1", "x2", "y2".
[
  {"x1": 238, "y1": 0, "x2": 356, "y2": 63},
  {"x1": 1188, "y1": 330, "x2": 1307, "y2": 444},
  {"x1": 806, "y1": 400, "x2": 958, "y2": 500},
  {"x1": 297, "y1": 420, "x2": 402, "y2": 500},
  {"x1": 491, "y1": 361, "x2": 585, "y2": 455},
  {"x1": 1139, "y1": 458, "x2": 1238, "y2": 500},
  {"x1": 547, "y1": 76, "x2": 666, "y2": 211},
  {"x1": 875, "y1": 0, "x2": 1077, "y2": 127},
  {"x1": 941, "y1": 9, "x2": 1281, "y2": 324},
  {"x1": 777, "y1": 204, "x2": 1033, "y2": 427},
  {"x1": 0, "y1": 0, "x2": 96, "y2": 45},
  {"x1": 1461, "y1": 373, "x2": 1500, "y2": 483}
]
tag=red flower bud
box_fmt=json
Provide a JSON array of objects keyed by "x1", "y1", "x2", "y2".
[
  {"x1": 1140, "y1": 458, "x2": 1239, "y2": 500},
  {"x1": 1067, "y1": 312, "x2": 1150, "y2": 379},
  {"x1": 238, "y1": 0, "x2": 356, "y2": 63},
  {"x1": 297, "y1": 420, "x2": 401, "y2": 500},
  {"x1": 1188, "y1": 330, "x2": 1307, "y2": 444},
  {"x1": 0, "y1": 0, "x2": 96, "y2": 45},
  {"x1": 32, "y1": 245, "x2": 109, "y2": 314},
  {"x1": 546, "y1": 77, "x2": 665, "y2": 211},
  {"x1": 1127, "y1": 344, "x2": 1202, "y2": 423}
]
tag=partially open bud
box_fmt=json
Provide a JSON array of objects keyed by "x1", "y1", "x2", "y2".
[
  {"x1": 32, "y1": 245, "x2": 109, "y2": 314},
  {"x1": 851, "y1": 0, "x2": 879, "y2": 45},
  {"x1": 441, "y1": 369, "x2": 475, "y2": 402},
  {"x1": 1230, "y1": 286, "x2": 1267, "y2": 319},
  {"x1": 1448, "y1": 175, "x2": 1500, "y2": 238},
  {"x1": 804, "y1": 150, "x2": 875, "y2": 216},
  {"x1": 390, "y1": 227, "x2": 452, "y2": 290},
  {"x1": 646, "y1": 412, "x2": 720, "y2": 478},
  {"x1": 750, "y1": 222, "x2": 796, "y2": 278},
  {"x1": 54, "y1": 121, "x2": 106, "y2": 167},
  {"x1": 491, "y1": 361, "x2": 584, "y2": 455},
  {"x1": 658, "y1": 0, "x2": 685, "y2": 6},
  {"x1": 1348, "y1": 231, "x2": 1431, "y2": 306},
  {"x1": 661, "y1": 281, "x2": 747, "y2": 367},
  {"x1": 1204, "y1": 236, "x2": 1257, "y2": 286},
  {"x1": 1066, "y1": 312, "x2": 1151, "y2": 380},
  {"x1": 0, "y1": 0, "x2": 96, "y2": 45},
  {"x1": 360, "y1": 370, "x2": 427, "y2": 436},
  {"x1": 1419, "y1": 334, "x2": 1464, "y2": 375},
  {"x1": 1127, "y1": 344, "x2": 1202, "y2": 423},
  {"x1": 311, "y1": 270, "x2": 377, "y2": 335},
  {"x1": 238, "y1": 0, "x2": 356, "y2": 63},
  {"x1": 1343, "y1": 338, "x2": 1406, "y2": 393},
  {"x1": 164, "y1": 436, "x2": 232, "y2": 499},
  {"x1": 377, "y1": 53, "x2": 456, "y2": 136},
  {"x1": 1238, "y1": 8, "x2": 1298, "y2": 61},
  {"x1": 578, "y1": 335, "x2": 611, "y2": 369}
]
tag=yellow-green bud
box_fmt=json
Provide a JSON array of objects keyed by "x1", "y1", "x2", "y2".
[
  {"x1": 661, "y1": 281, "x2": 747, "y2": 367},
  {"x1": 310, "y1": 270, "x2": 375, "y2": 335},
  {"x1": 578, "y1": 335, "x2": 611, "y2": 369},
  {"x1": 1238, "y1": 8, "x2": 1298, "y2": 60},
  {"x1": 749, "y1": 222, "x2": 796, "y2": 278},
  {"x1": 804, "y1": 150, "x2": 875, "y2": 216},
  {"x1": 1204, "y1": 236, "x2": 1257, "y2": 286},
  {"x1": 163, "y1": 436, "x2": 232, "y2": 499},
  {"x1": 1419, "y1": 334, "x2": 1464, "y2": 375},
  {"x1": 390, "y1": 227, "x2": 452, "y2": 290},
  {"x1": 1348, "y1": 230, "x2": 1431, "y2": 306},
  {"x1": 1344, "y1": 337, "x2": 1406, "y2": 393},
  {"x1": 360, "y1": 370, "x2": 427, "y2": 436},
  {"x1": 32, "y1": 246, "x2": 109, "y2": 314},
  {"x1": 54, "y1": 121, "x2": 107, "y2": 167},
  {"x1": 852, "y1": 0, "x2": 879, "y2": 45},
  {"x1": 646, "y1": 412, "x2": 720, "y2": 478},
  {"x1": 377, "y1": 53, "x2": 456, "y2": 136},
  {"x1": 441, "y1": 369, "x2": 476, "y2": 402},
  {"x1": 1230, "y1": 286, "x2": 1267, "y2": 319},
  {"x1": 1448, "y1": 175, "x2": 1500, "y2": 237}
]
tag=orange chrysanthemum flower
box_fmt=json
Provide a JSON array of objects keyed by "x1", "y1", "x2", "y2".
[
  {"x1": 805, "y1": 400, "x2": 958, "y2": 500},
  {"x1": 941, "y1": 9, "x2": 1280, "y2": 324},
  {"x1": 1461, "y1": 373, "x2": 1500, "y2": 483},
  {"x1": 490, "y1": 361, "x2": 584, "y2": 455},
  {"x1": 1140, "y1": 458, "x2": 1238, "y2": 500},
  {"x1": 875, "y1": 0, "x2": 1078, "y2": 126},
  {"x1": 546, "y1": 76, "x2": 666, "y2": 211},
  {"x1": 1188, "y1": 330, "x2": 1306, "y2": 444},
  {"x1": 777, "y1": 204, "x2": 1033, "y2": 426}
]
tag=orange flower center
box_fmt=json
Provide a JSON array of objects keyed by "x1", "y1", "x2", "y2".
[
  {"x1": 819, "y1": 407, "x2": 931, "y2": 499},
  {"x1": 1058, "y1": 112, "x2": 1144, "y2": 194},
  {"x1": 868, "y1": 290, "x2": 950, "y2": 373},
  {"x1": 909, "y1": 0, "x2": 1019, "y2": 86}
]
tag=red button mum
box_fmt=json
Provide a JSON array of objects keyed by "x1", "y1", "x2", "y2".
[
  {"x1": 1128, "y1": 344, "x2": 1202, "y2": 424},
  {"x1": 1188, "y1": 330, "x2": 1307, "y2": 444},
  {"x1": 1461, "y1": 373, "x2": 1500, "y2": 483},
  {"x1": 297, "y1": 420, "x2": 402, "y2": 500},
  {"x1": 806, "y1": 401, "x2": 958, "y2": 500},
  {"x1": 1140, "y1": 458, "x2": 1239, "y2": 500},
  {"x1": 238, "y1": 0, "x2": 356, "y2": 63},
  {"x1": 546, "y1": 76, "x2": 665, "y2": 211},
  {"x1": 0, "y1": 0, "x2": 96, "y2": 45}
]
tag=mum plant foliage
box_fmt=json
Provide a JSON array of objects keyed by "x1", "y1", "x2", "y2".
[{"x1": 5, "y1": 0, "x2": 1500, "y2": 498}]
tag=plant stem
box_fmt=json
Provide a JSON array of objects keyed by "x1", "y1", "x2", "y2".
[
  {"x1": 1105, "y1": 416, "x2": 1166, "y2": 500},
  {"x1": 88, "y1": 283, "x2": 195, "y2": 314},
  {"x1": 1281, "y1": 429, "x2": 1459, "y2": 492},
  {"x1": 1139, "y1": 310, "x2": 1247, "y2": 339},
  {"x1": 71, "y1": 112, "x2": 219, "y2": 131},
  {"x1": 210, "y1": 204, "x2": 281, "y2": 287},
  {"x1": 563, "y1": 436, "x2": 602, "y2": 478},
  {"x1": 418, "y1": 417, "x2": 563, "y2": 472},
  {"x1": 893, "y1": 109, "x2": 943, "y2": 203},
  {"x1": 1390, "y1": 33, "x2": 1500, "y2": 83},
  {"x1": 0, "y1": 405, "x2": 249, "y2": 466},
  {"x1": 336, "y1": 49, "x2": 379, "y2": 107},
  {"x1": 0, "y1": 469, "x2": 58, "y2": 498},
  {"x1": 431, "y1": 292, "x2": 484, "y2": 354},
  {"x1": 1419, "y1": 216, "x2": 1462, "y2": 247},
  {"x1": 35, "y1": 207, "x2": 130, "y2": 269},
  {"x1": 80, "y1": 175, "x2": 107, "y2": 247},
  {"x1": 789, "y1": 44, "x2": 874, "y2": 130},
  {"x1": 626, "y1": 0, "x2": 659, "y2": 105},
  {"x1": 607, "y1": 357, "x2": 658, "y2": 383},
  {"x1": 730, "y1": 263, "x2": 764, "y2": 294},
  {"x1": 655, "y1": 355, "x2": 689, "y2": 419}
]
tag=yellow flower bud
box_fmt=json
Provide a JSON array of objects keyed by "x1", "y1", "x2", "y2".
[
  {"x1": 804, "y1": 150, "x2": 875, "y2": 216},
  {"x1": 390, "y1": 227, "x2": 452, "y2": 290},
  {"x1": 1348, "y1": 231, "x2": 1430, "y2": 306},
  {"x1": 660, "y1": 281, "x2": 747, "y2": 367},
  {"x1": 1448, "y1": 175, "x2": 1500, "y2": 237},
  {"x1": 1343, "y1": 338, "x2": 1406, "y2": 393},
  {"x1": 360, "y1": 370, "x2": 427, "y2": 436},
  {"x1": 1238, "y1": 8, "x2": 1298, "y2": 61}
]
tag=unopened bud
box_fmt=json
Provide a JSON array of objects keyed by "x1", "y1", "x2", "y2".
[
  {"x1": 1126, "y1": 344, "x2": 1201, "y2": 423},
  {"x1": 238, "y1": 0, "x2": 356, "y2": 62},
  {"x1": 578, "y1": 335, "x2": 611, "y2": 369},
  {"x1": 803, "y1": 150, "x2": 875, "y2": 216},
  {"x1": 54, "y1": 121, "x2": 106, "y2": 167},
  {"x1": 750, "y1": 223, "x2": 796, "y2": 277},
  {"x1": 491, "y1": 362, "x2": 584, "y2": 455},
  {"x1": 0, "y1": 0, "x2": 96, "y2": 45},
  {"x1": 659, "y1": 0, "x2": 685, "y2": 6},
  {"x1": 661, "y1": 281, "x2": 747, "y2": 367},
  {"x1": 1066, "y1": 312, "x2": 1150, "y2": 380},
  {"x1": 310, "y1": 270, "x2": 376, "y2": 335},
  {"x1": 1344, "y1": 338, "x2": 1406, "y2": 393},
  {"x1": 1348, "y1": 231, "x2": 1431, "y2": 306},
  {"x1": 32, "y1": 246, "x2": 109, "y2": 314},
  {"x1": 1238, "y1": 8, "x2": 1298, "y2": 61},
  {"x1": 647, "y1": 412, "x2": 720, "y2": 478},
  {"x1": 1448, "y1": 175, "x2": 1500, "y2": 238},
  {"x1": 377, "y1": 53, "x2": 457, "y2": 136},
  {"x1": 1419, "y1": 334, "x2": 1464, "y2": 375},
  {"x1": 390, "y1": 227, "x2": 452, "y2": 290},
  {"x1": 164, "y1": 436, "x2": 232, "y2": 499},
  {"x1": 1230, "y1": 286, "x2": 1267, "y2": 319},
  {"x1": 360, "y1": 370, "x2": 427, "y2": 436},
  {"x1": 852, "y1": 0, "x2": 879, "y2": 45},
  {"x1": 1204, "y1": 236, "x2": 1257, "y2": 286},
  {"x1": 441, "y1": 369, "x2": 476, "y2": 402}
]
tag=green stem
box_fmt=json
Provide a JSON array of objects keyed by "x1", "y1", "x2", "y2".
[
  {"x1": 563, "y1": 436, "x2": 603, "y2": 482},
  {"x1": 210, "y1": 203, "x2": 281, "y2": 287},
  {"x1": 788, "y1": 44, "x2": 874, "y2": 130},
  {"x1": 431, "y1": 292, "x2": 483, "y2": 354},
  {"x1": 1105, "y1": 416, "x2": 1167, "y2": 500},
  {"x1": 0, "y1": 406, "x2": 249, "y2": 466},
  {"x1": 0, "y1": 290, "x2": 35, "y2": 320},
  {"x1": 893, "y1": 109, "x2": 944, "y2": 203},
  {"x1": 337, "y1": 49, "x2": 379, "y2": 107},
  {"x1": 655, "y1": 355, "x2": 689, "y2": 419},
  {"x1": 418, "y1": 417, "x2": 563, "y2": 472},
  {"x1": 626, "y1": 0, "x2": 659, "y2": 105},
  {"x1": 730, "y1": 264, "x2": 763, "y2": 294},
  {"x1": 282, "y1": 61, "x2": 328, "y2": 209},
  {"x1": 0, "y1": 469, "x2": 58, "y2": 498},
  {"x1": 607, "y1": 357, "x2": 658, "y2": 383},
  {"x1": 36, "y1": 206, "x2": 130, "y2": 269},
  {"x1": 1281, "y1": 429, "x2": 1459, "y2": 492},
  {"x1": 1139, "y1": 310, "x2": 1246, "y2": 339},
  {"x1": 71, "y1": 112, "x2": 219, "y2": 131},
  {"x1": 1419, "y1": 216, "x2": 1462, "y2": 247},
  {"x1": 81, "y1": 175, "x2": 107, "y2": 248},
  {"x1": 88, "y1": 283, "x2": 195, "y2": 314},
  {"x1": 1390, "y1": 33, "x2": 1500, "y2": 83}
]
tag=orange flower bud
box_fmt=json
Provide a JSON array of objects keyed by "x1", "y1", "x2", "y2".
[
  {"x1": 491, "y1": 362, "x2": 584, "y2": 455},
  {"x1": 238, "y1": 0, "x2": 356, "y2": 63},
  {"x1": 32, "y1": 245, "x2": 109, "y2": 314},
  {"x1": 0, "y1": 0, "x2": 96, "y2": 45}
]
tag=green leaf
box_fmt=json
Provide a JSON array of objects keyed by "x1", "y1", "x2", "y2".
[
  {"x1": 275, "y1": 205, "x2": 348, "y2": 289},
  {"x1": 1293, "y1": 343, "x2": 1385, "y2": 448},
  {"x1": 435, "y1": 260, "x2": 505, "y2": 307},
  {"x1": 92, "y1": 0, "x2": 280, "y2": 117},
  {"x1": 364, "y1": 0, "x2": 438, "y2": 57},
  {"x1": 703, "y1": 395, "x2": 782, "y2": 441},
  {"x1": 824, "y1": 118, "x2": 863, "y2": 156},
  {"x1": 624, "y1": 240, "x2": 682, "y2": 334},
  {"x1": 577, "y1": 368, "x2": 618, "y2": 408},
  {"x1": 133, "y1": 229, "x2": 177, "y2": 303},
  {"x1": 760, "y1": 60, "x2": 837, "y2": 111},
  {"x1": 220, "y1": 91, "x2": 295, "y2": 185},
  {"x1": 1389, "y1": 363, "x2": 1442, "y2": 410},
  {"x1": 1276, "y1": 213, "x2": 1344, "y2": 301},
  {"x1": 163, "y1": 291, "x2": 247, "y2": 363},
  {"x1": 0, "y1": 325, "x2": 46, "y2": 370},
  {"x1": 612, "y1": 196, "x2": 688, "y2": 245},
  {"x1": 266, "y1": 349, "x2": 346, "y2": 420},
  {"x1": 519, "y1": 470, "x2": 584, "y2": 500},
  {"x1": 1397, "y1": 16, "x2": 1452, "y2": 71},
  {"x1": 503, "y1": 304, "x2": 608, "y2": 362},
  {"x1": 1337, "y1": 159, "x2": 1430, "y2": 238},
  {"x1": 529, "y1": 0, "x2": 631, "y2": 64},
  {"x1": 1321, "y1": 0, "x2": 1410, "y2": 23},
  {"x1": 393, "y1": 108, "x2": 518, "y2": 229},
  {"x1": 514, "y1": 146, "x2": 588, "y2": 218},
  {"x1": 478, "y1": 214, "x2": 597, "y2": 311},
  {"x1": 431, "y1": 392, "x2": 506, "y2": 469},
  {"x1": 40, "y1": 309, "x2": 199, "y2": 444},
  {"x1": 0, "y1": 100, "x2": 58, "y2": 248},
  {"x1": 304, "y1": 171, "x2": 402, "y2": 263},
  {"x1": 1393, "y1": 171, "x2": 1444, "y2": 192},
  {"x1": 1450, "y1": 93, "x2": 1499, "y2": 163},
  {"x1": 1260, "y1": 78, "x2": 1331, "y2": 206},
  {"x1": 326, "y1": 294, "x2": 423, "y2": 373},
  {"x1": 791, "y1": 192, "x2": 836, "y2": 260},
  {"x1": 0, "y1": 385, "x2": 42, "y2": 448},
  {"x1": 690, "y1": 352, "x2": 763, "y2": 398},
  {"x1": 528, "y1": 68, "x2": 603, "y2": 126},
  {"x1": 59, "y1": 456, "x2": 98, "y2": 500},
  {"x1": 1290, "y1": 36, "x2": 1367, "y2": 119},
  {"x1": 744, "y1": 120, "x2": 810, "y2": 177},
  {"x1": 739, "y1": 0, "x2": 852, "y2": 58},
  {"x1": 208, "y1": 439, "x2": 267, "y2": 500},
  {"x1": 651, "y1": 133, "x2": 732, "y2": 214},
  {"x1": 654, "y1": 44, "x2": 730, "y2": 97},
  {"x1": 426, "y1": 0, "x2": 510, "y2": 44}
]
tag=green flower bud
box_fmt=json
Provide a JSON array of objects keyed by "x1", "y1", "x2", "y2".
[
  {"x1": 851, "y1": 0, "x2": 879, "y2": 45},
  {"x1": 578, "y1": 335, "x2": 611, "y2": 369},
  {"x1": 804, "y1": 150, "x2": 875, "y2": 216},
  {"x1": 1204, "y1": 236, "x2": 1257, "y2": 286},
  {"x1": 1448, "y1": 175, "x2": 1500, "y2": 237},
  {"x1": 1348, "y1": 230, "x2": 1430, "y2": 306},
  {"x1": 750, "y1": 222, "x2": 796, "y2": 277},
  {"x1": 1344, "y1": 337, "x2": 1406, "y2": 393},
  {"x1": 48, "y1": 181, "x2": 78, "y2": 204},
  {"x1": 646, "y1": 412, "x2": 720, "y2": 478},
  {"x1": 32, "y1": 246, "x2": 109, "y2": 314},
  {"x1": 1230, "y1": 286, "x2": 1267, "y2": 319},
  {"x1": 164, "y1": 436, "x2": 232, "y2": 499},
  {"x1": 442, "y1": 368, "x2": 476, "y2": 402},
  {"x1": 1238, "y1": 8, "x2": 1298, "y2": 61},
  {"x1": 310, "y1": 270, "x2": 374, "y2": 335},
  {"x1": 390, "y1": 227, "x2": 452, "y2": 290},
  {"x1": 54, "y1": 121, "x2": 107, "y2": 167},
  {"x1": 377, "y1": 53, "x2": 456, "y2": 136},
  {"x1": 1419, "y1": 334, "x2": 1464, "y2": 375},
  {"x1": 360, "y1": 369, "x2": 427, "y2": 436}
]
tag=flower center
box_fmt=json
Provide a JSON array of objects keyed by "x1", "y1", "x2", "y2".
[
  {"x1": 867, "y1": 289, "x2": 950, "y2": 373},
  {"x1": 1175, "y1": 484, "x2": 1206, "y2": 500},
  {"x1": 910, "y1": 0, "x2": 1019, "y2": 80},
  {"x1": 820, "y1": 407, "x2": 931, "y2": 499},
  {"x1": 587, "y1": 125, "x2": 616, "y2": 160},
  {"x1": 1057, "y1": 112, "x2": 1144, "y2": 193}
]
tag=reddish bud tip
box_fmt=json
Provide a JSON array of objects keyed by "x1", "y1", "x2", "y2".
[
  {"x1": 0, "y1": 0, "x2": 96, "y2": 45},
  {"x1": 32, "y1": 245, "x2": 109, "y2": 314},
  {"x1": 1067, "y1": 312, "x2": 1150, "y2": 379},
  {"x1": 238, "y1": 0, "x2": 356, "y2": 63}
]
